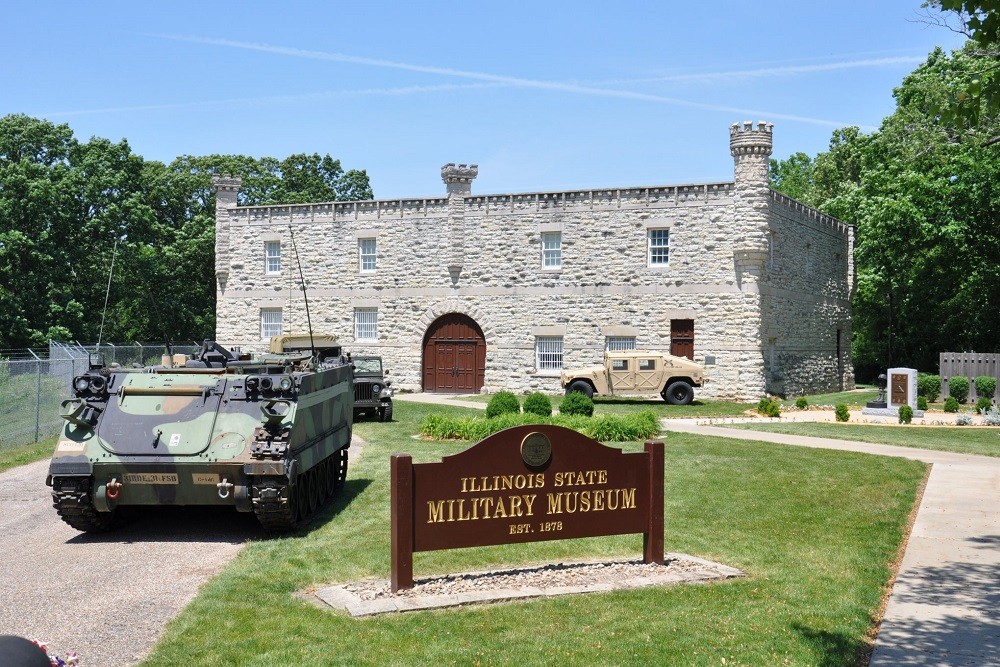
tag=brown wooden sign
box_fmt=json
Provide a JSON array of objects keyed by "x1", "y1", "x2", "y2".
[{"x1": 390, "y1": 424, "x2": 664, "y2": 591}]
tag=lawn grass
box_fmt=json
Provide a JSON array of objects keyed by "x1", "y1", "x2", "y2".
[
  {"x1": 781, "y1": 387, "x2": 880, "y2": 408},
  {"x1": 0, "y1": 437, "x2": 55, "y2": 474},
  {"x1": 729, "y1": 421, "x2": 1000, "y2": 458},
  {"x1": 141, "y1": 400, "x2": 925, "y2": 667}
]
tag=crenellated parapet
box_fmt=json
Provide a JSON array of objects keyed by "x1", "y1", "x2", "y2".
[
  {"x1": 441, "y1": 163, "x2": 478, "y2": 196},
  {"x1": 729, "y1": 121, "x2": 774, "y2": 157}
]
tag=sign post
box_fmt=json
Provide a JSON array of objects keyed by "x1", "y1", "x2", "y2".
[{"x1": 390, "y1": 424, "x2": 664, "y2": 592}]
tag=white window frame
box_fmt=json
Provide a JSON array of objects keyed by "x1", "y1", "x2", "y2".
[
  {"x1": 265, "y1": 241, "x2": 281, "y2": 275},
  {"x1": 359, "y1": 238, "x2": 377, "y2": 273},
  {"x1": 541, "y1": 231, "x2": 562, "y2": 269},
  {"x1": 535, "y1": 336, "x2": 563, "y2": 371},
  {"x1": 260, "y1": 308, "x2": 283, "y2": 339},
  {"x1": 354, "y1": 307, "x2": 378, "y2": 340},
  {"x1": 606, "y1": 336, "x2": 636, "y2": 352},
  {"x1": 647, "y1": 228, "x2": 669, "y2": 266}
]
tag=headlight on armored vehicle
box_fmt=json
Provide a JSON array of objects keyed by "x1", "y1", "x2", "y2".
[
  {"x1": 74, "y1": 376, "x2": 90, "y2": 393},
  {"x1": 245, "y1": 376, "x2": 259, "y2": 392},
  {"x1": 279, "y1": 376, "x2": 293, "y2": 392}
]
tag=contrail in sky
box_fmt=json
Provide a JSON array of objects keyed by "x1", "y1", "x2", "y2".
[{"x1": 152, "y1": 34, "x2": 881, "y2": 130}]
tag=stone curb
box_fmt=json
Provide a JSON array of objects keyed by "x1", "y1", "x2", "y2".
[{"x1": 313, "y1": 553, "x2": 744, "y2": 617}]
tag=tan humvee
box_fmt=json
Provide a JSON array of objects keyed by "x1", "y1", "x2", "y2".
[{"x1": 560, "y1": 350, "x2": 706, "y2": 405}]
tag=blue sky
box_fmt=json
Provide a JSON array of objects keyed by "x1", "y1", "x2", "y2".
[{"x1": 5, "y1": 1, "x2": 967, "y2": 200}]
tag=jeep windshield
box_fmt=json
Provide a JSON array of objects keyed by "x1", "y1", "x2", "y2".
[{"x1": 354, "y1": 357, "x2": 382, "y2": 374}]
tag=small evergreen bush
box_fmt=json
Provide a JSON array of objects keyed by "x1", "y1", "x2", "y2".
[
  {"x1": 983, "y1": 406, "x2": 1000, "y2": 426},
  {"x1": 917, "y1": 395, "x2": 928, "y2": 411},
  {"x1": 485, "y1": 390, "x2": 520, "y2": 418},
  {"x1": 976, "y1": 396, "x2": 993, "y2": 414},
  {"x1": 795, "y1": 397, "x2": 808, "y2": 410},
  {"x1": 944, "y1": 396, "x2": 960, "y2": 413},
  {"x1": 522, "y1": 392, "x2": 553, "y2": 417},
  {"x1": 898, "y1": 404, "x2": 913, "y2": 424},
  {"x1": 948, "y1": 376, "x2": 970, "y2": 403},
  {"x1": 757, "y1": 397, "x2": 781, "y2": 418},
  {"x1": 560, "y1": 391, "x2": 594, "y2": 417},
  {"x1": 975, "y1": 375, "x2": 997, "y2": 400},
  {"x1": 835, "y1": 404, "x2": 850, "y2": 422},
  {"x1": 917, "y1": 373, "x2": 941, "y2": 402},
  {"x1": 955, "y1": 413, "x2": 974, "y2": 426}
]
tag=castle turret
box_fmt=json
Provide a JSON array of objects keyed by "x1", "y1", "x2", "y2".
[
  {"x1": 441, "y1": 164, "x2": 478, "y2": 282},
  {"x1": 730, "y1": 121, "x2": 773, "y2": 284},
  {"x1": 212, "y1": 175, "x2": 242, "y2": 292}
]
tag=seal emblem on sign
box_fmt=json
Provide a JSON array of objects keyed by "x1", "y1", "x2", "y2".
[{"x1": 520, "y1": 431, "x2": 552, "y2": 467}]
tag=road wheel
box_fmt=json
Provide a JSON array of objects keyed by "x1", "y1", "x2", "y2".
[
  {"x1": 567, "y1": 380, "x2": 594, "y2": 399},
  {"x1": 663, "y1": 381, "x2": 694, "y2": 405}
]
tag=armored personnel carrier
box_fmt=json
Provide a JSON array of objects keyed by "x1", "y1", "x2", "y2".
[{"x1": 46, "y1": 339, "x2": 353, "y2": 532}]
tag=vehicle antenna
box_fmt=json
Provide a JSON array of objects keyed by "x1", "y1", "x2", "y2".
[
  {"x1": 288, "y1": 225, "x2": 316, "y2": 362},
  {"x1": 96, "y1": 237, "x2": 119, "y2": 347}
]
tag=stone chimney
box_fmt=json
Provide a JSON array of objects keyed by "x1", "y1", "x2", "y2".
[
  {"x1": 441, "y1": 163, "x2": 478, "y2": 196},
  {"x1": 212, "y1": 175, "x2": 243, "y2": 292}
]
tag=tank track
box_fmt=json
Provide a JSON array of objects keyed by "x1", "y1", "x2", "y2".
[
  {"x1": 251, "y1": 448, "x2": 349, "y2": 531},
  {"x1": 50, "y1": 476, "x2": 120, "y2": 532}
]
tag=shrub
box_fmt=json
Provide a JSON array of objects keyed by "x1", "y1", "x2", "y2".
[
  {"x1": 898, "y1": 404, "x2": 913, "y2": 424},
  {"x1": 944, "y1": 396, "x2": 960, "y2": 413},
  {"x1": 485, "y1": 391, "x2": 520, "y2": 418},
  {"x1": 795, "y1": 397, "x2": 808, "y2": 410},
  {"x1": 983, "y1": 406, "x2": 1000, "y2": 427},
  {"x1": 835, "y1": 404, "x2": 850, "y2": 422},
  {"x1": 917, "y1": 373, "x2": 941, "y2": 402},
  {"x1": 585, "y1": 411, "x2": 660, "y2": 441},
  {"x1": 955, "y1": 413, "x2": 974, "y2": 426},
  {"x1": 975, "y1": 375, "x2": 997, "y2": 400},
  {"x1": 418, "y1": 410, "x2": 659, "y2": 442},
  {"x1": 976, "y1": 396, "x2": 993, "y2": 414},
  {"x1": 522, "y1": 392, "x2": 553, "y2": 417},
  {"x1": 757, "y1": 397, "x2": 781, "y2": 418},
  {"x1": 917, "y1": 395, "x2": 928, "y2": 411},
  {"x1": 560, "y1": 391, "x2": 594, "y2": 417},
  {"x1": 948, "y1": 376, "x2": 970, "y2": 403}
]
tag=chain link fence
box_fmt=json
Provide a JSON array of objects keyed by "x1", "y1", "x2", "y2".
[{"x1": 0, "y1": 341, "x2": 201, "y2": 453}]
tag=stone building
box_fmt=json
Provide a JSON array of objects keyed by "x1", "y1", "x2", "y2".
[{"x1": 213, "y1": 121, "x2": 854, "y2": 400}]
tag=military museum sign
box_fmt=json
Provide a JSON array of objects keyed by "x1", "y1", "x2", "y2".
[{"x1": 390, "y1": 424, "x2": 664, "y2": 591}]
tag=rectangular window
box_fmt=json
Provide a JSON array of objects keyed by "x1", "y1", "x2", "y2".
[
  {"x1": 535, "y1": 336, "x2": 563, "y2": 371},
  {"x1": 260, "y1": 308, "x2": 282, "y2": 339},
  {"x1": 265, "y1": 241, "x2": 281, "y2": 275},
  {"x1": 359, "y1": 238, "x2": 377, "y2": 273},
  {"x1": 606, "y1": 336, "x2": 636, "y2": 351},
  {"x1": 541, "y1": 232, "x2": 562, "y2": 269},
  {"x1": 611, "y1": 359, "x2": 629, "y2": 371},
  {"x1": 638, "y1": 358, "x2": 656, "y2": 371},
  {"x1": 648, "y1": 229, "x2": 669, "y2": 266},
  {"x1": 354, "y1": 307, "x2": 378, "y2": 340}
]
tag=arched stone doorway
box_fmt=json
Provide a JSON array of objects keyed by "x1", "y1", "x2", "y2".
[{"x1": 422, "y1": 313, "x2": 486, "y2": 392}]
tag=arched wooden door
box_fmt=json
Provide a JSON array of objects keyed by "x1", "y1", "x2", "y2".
[{"x1": 422, "y1": 314, "x2": 486, "y2": 392}]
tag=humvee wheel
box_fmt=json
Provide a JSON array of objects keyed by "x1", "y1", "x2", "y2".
[
  {"x1": 567, "y1": 380, "x2": 594, "y2": 399},
  {"x1": 663, "y1": 381, "x2": 694, "y2": 405}
]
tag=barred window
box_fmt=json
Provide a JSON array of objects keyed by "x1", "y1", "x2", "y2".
[
  {"x1": 606, "y1": 336, "x2": 636, "y2": 351},
  {"x1": 359, "y1": 238, "x2": 377, "y2": 273},
  {"x1": 535, "y1": 336, "x2": 563, "y2": 371},
  {"x1": 647, "y1": 229, "x2": 669, "y2": 266},
  {"x1": 541, "y1": 232, "x2": 562, "y2": 269},
  {"x1": 265, "y1": 241, "x2": 281, "y2": 275},
  {"x1": 260, "y1": 308, "x2": 282, "y2": 339},
  {"x1": 354, "y1": 308, "x2": 378, "y2": 340}
]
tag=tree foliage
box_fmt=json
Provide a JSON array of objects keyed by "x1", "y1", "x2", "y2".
[
  {"x1": 770, "y1": 46, "x2": 1000, "y2": 378},
  {"x1": 0, "y1": 115, "x2": 372, "y2": 349}
]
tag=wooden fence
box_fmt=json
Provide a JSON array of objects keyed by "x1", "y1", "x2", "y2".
[{"x1": 938, "y1": 352, "x2": 1000, "y2": 400}]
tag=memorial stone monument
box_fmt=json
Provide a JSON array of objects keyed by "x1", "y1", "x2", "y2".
[{"x1": 862, "y1": 367, "x2": 923, "y2": 418}]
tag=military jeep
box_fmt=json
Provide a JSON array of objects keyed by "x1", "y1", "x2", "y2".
[
  {"x1": 560, "y1": 350, "x2": 706, "y2": 405},
  {"x1": 352, "y1": 355, "x2": 394, "y2": 421}
]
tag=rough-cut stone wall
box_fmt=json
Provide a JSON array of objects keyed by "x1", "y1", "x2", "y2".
[{"x1": 213, "y1": 122, "x2": 852, "y2": 401}]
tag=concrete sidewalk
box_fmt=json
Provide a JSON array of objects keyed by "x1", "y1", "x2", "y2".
[
  {"x1": 661, "y1": 420, "x2": 1000, "y2": 666},
  {"x1": 397, "y1": 392, "x2": 1000, "y2": 664}
]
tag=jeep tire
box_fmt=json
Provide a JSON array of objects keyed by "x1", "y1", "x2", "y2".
[
  {"x1": 567, "y1": 380, "x2": 594, "y2": 400},
  {"x1": 663, "y1": 381, "x2": 694, "y2": 405},
  {"x1": 379, "y1": 401, "x2": 393, "y2": 422}
]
